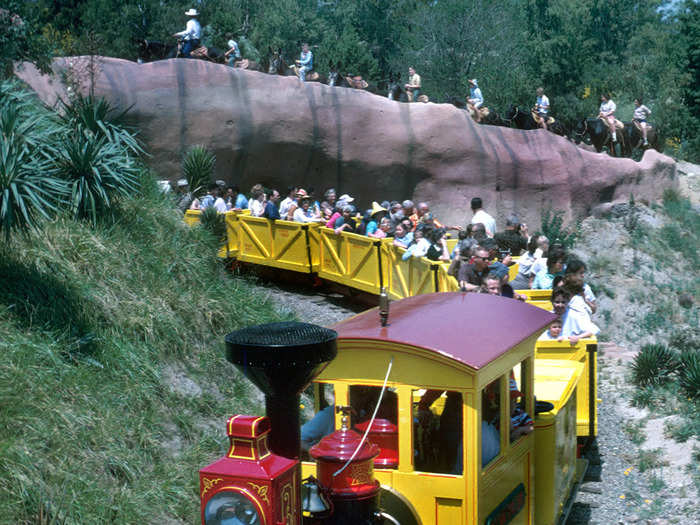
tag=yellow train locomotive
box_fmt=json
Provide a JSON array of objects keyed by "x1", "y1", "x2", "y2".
[{"x1": 199, "y1": 293, "x2": 590, "y2": 525}]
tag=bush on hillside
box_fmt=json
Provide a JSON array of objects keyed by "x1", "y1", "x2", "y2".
[
  {"x1": 541, "y1": 207, "x2": 579, "y2": 249},
  {"x1": 182, "y1": 145, "x2": 215, "y2": 198},
  {"x1": 630, "y1": 343, "x2": 680, "y2": 387}
]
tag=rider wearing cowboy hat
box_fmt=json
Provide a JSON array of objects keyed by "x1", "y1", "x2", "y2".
[{"x1": 173, "y1": 8, "x2": 201, "y2": 58}]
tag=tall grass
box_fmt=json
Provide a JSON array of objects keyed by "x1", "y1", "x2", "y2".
[{"x1": 0, "y1": 171, "x2": 293, "y2": 522}]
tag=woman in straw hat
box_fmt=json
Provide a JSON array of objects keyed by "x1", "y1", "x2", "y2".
[{"x1": 364, "y1": 202, "x2": 387, "y2": 236}]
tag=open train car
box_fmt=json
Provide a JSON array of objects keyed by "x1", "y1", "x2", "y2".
[{"x1": 300, "y1": 292, "x2": 587, "y2": 525}]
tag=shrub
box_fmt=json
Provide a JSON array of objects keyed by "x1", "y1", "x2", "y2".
[
  {"x1": 678, "y1": 351, "x2": 700, "y2": 399},
  {"x1": 59, "y1": 94, "x2": 143, "y2": 156},
  {"x1": 52, "y1": 134, "x2": 140, "y2": 224},
  {"x1": 630, "y1": 343, "x2": 679, "y2": 387},
  {"x1": 540, "y1": 207, "x2": 579, "y2": 249},
  {"x1": 182, "y1": 145, "x2": 215, "y2": 198},
  {"x1": 199, "y1": 206, "x2": 226, "y2": 244}
]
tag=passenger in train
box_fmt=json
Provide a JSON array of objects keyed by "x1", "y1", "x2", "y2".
[
  {"x1": 368, "y1": 217, "x2": 394, "y2": 239},
  {"x1": 470, "y1": 197, "x2": 497, "y2": 237},
  {"x1": 226, "y1": 185, "x2": 248, "y2": 211},
  {"x1": 364, "y1": 202, "x2": 388, "y2": 236},
  {"x1": 333, "y1": 206, "x2": 358, "y2": 234},
  {"x1": 538, "y1": 317, "x2": 563, "y2": 340},
  {"x1": 401, "y1": 227, "x2": 430, "y2": 260},
  {"x1": 248, "y1": 184, "x2": 266, "y2": 217},
  {"x1": 279, "y1": 186, "x2": 299, "y2": 219},
  {"x1": 424, "y1": 226, "x2": 450, "y2": 261},
  {"x1": 292, "y1": 190, "x2": 321, "y2": 223},
  {"x1": 564, "y1": 259, "x2": 597, "y2": 314},
  {"x1": 388, "y1": 201, "x2": 404, "y2": 225},
  {"x1": 392, "y1": 222, "x2": 414, "y2": 248},
  {"x1": 262, "y1": 189, "x2": 281, "y2": 220},
  {"x1": 560, "y1": 281, "x2": 600, "y2": 343},
  {"x1": 510, "y1": 235, "x2": 542, "y2": 289},
  {"x1": 494, "y1": 215, "x2": 529, "y2": 255},
  {"x1": 532, "y1": 248, "x2": 566, "y2": 289},
  {"x1": 457, "y1": 245, "x2": 491, "y2": 291},
  {"x1": 321, "y1": 188, "x2": 337, "y2": 209},
  {"x1": 550, "y1": 287, "x2": 570, "y2": 316},
  {"x1": 402, "y1": 200, "x2": 416, "y2": 227},
  {"x1": 482, "y1": 272, "x2": 526, "y2": 300}
]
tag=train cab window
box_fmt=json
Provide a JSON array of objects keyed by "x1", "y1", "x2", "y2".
[
  {"x1": 413, "y1": 389, "x2": 463, "y2": 475},
  {"x1": 482, "y1": 378, "x2": 502, "y2": 468},
  {"x1": 300, "y1": 383, "x2": 335, "y2": 458},
  {"x1": 348, "y1": 385, "x2": 398, "y2": 425},
  {"x1": 509, "y1": 365, "x2": 534, "y2": 444}
]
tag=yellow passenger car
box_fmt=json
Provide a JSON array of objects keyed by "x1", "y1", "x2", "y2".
[{"x1": 299, "y1": 292, "x2": 585, "y2": 525}]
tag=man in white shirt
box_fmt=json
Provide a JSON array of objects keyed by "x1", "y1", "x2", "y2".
[
  {"x1": 470, "y1": 197, "x2": 496, "y2": 238},
  {"x1": 279, "y1": 186, "x2": 298, "y2": 219},
  {"x1": 173, "y1": 9, "x2": 201, "y2": 58}
]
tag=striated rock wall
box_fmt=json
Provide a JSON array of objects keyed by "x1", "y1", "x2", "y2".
[{"x1": 15, "y1": 56, "x2": 678, "y2": 229}]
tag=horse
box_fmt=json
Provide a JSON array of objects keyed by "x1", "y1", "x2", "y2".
[
  {"x1": 387, "y1": 74, "x2": 408, "y2": 102},
  {"x1": 267, "y1": 48, "x2": 321, "y2": 81},
  {"x1": 622, "y1": 122, "x2": 662, "y2": 155},
  {"x1": 573, "y1": 118, "x2": 631, "y2": 156},
  {"x1": 136, "y1": 39, "x2": 176, "y2": 63},
  {"x1": 267, "y1": 48, "x2": 295, "y2": 76},
  {"x1": 504, "y1": 105, "x2": 569, "y2": 138}
]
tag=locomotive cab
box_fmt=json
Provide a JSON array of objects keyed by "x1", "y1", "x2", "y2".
[{"x1": 300, "y1": 292, "x2": 572, "y2": 525}]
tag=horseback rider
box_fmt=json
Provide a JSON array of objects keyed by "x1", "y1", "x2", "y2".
[
  {"x1": 533, "y1": 87, "x2": 550, "y2": 131},
  {"x1": 405, "y1": 67, "x2": 422, "y2": 102},
  {"x1": 598, "y1": 93, "x2": 618, "y2": 142},
  {"x1": 296, "y1": 43, "x2": 313, "y2": 82},
  {"x1": 224, "y1": 34, "x2": 242, "y2": 67},
  {"x1": 173, "y1": 8, "x2": 201, "y2": 58},
  {"x1": 467, "y1": 79, "x2": 484, "y2": 122},
  {"x1": 633, "y1": 97, "x2": 652, "y2": 146}
]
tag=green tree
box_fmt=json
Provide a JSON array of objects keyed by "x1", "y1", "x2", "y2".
[{"x1": 0, "y1": 3, "x2": 52, "y2": 78}]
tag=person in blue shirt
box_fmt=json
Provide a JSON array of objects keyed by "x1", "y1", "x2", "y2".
[
  {"x1": 365, "y1": 202, "x2": 387, "y2": 236},
  {"x1": 467, "y1": 78, "x2": 484, "y2": 122},
  {"x1": 263, "y1": 189, "x2": 281, "y2": 220},
  {"x1": 296, "y1": 43, "x2": 313, "y2": 82}
]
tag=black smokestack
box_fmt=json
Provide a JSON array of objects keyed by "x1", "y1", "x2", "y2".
[{"x1": 225, "y1": 321, "x2": 337, "y2": 460}]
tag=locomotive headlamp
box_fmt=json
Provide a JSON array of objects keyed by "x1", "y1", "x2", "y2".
[{"x1": 204, "y1": 490, "x2": 263, "y2": 525}]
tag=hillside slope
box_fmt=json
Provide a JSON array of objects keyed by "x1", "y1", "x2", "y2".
[{"x1": 0, "y1": 178, "x2": 291, "y2": 524}]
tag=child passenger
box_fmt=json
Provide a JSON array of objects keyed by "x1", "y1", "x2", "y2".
[{"x1": 538, "y1": 317, "x2": 563, "y2": 340}]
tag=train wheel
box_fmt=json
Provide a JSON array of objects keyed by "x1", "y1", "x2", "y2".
[{"x1": 378, "y1": 486, "x2": 421, "y2": 525}]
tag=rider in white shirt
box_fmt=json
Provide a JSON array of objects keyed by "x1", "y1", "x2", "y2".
[
  {"x1": 534, "y1": 87, "x2": 550, "y2": 130},
  {"x1": 598, "y1": 93, "x2": 618, "y2": 142},
  {"x1": 173, "y1": 9, "x2": 201, "y2": 58}
]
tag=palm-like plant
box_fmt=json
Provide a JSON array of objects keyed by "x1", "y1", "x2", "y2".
[
  {"x1": 0, "y1": 141, "x2": 64, "y2": 240},
  {"x1": 52, "y1": 134, "x2": 140, "y2": 224},
  {"x1": 59, "y1": 94, "x2": 143, "y2": 156},
  {"x1": 679, "y1": 351, "x2": 700, "y2": 399},
  {"x1": 630, "y1": 343, "x2": 679, "y2": 387},
  {"x1": 182, "y1": 145, "x2": 215, "y2": 198}
]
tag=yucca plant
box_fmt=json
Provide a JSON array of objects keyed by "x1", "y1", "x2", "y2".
[
  {"x1": 630, "y1": 343, "x2": 680, "y2": 387},
  {"x1": 678, "y1": 351, "x2": 700, "y2": 400},
  {"x1": 51, "y1": 134, "x2": 140, "y2": 224},
  {"x1": 0, "y1": 141, "x2": 65, "y2": 240},
  {"x1": 59, "y1": 94, "x2": 143, "y2": 156},
  {"x1": 199, "y1": 206, "x2": 226, "y2": 243},
  {"x1": 182, "y1": 145, "x2": 215, "y2": 198}
]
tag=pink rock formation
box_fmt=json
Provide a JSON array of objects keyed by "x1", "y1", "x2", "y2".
[{"x1": 16, "y1": 56, "x2": 678, "y2": 229}]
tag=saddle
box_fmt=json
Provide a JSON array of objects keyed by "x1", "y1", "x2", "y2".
[
  {"x1": 416, "y1": 94, "x2": 430, "y2": 103},
  {"x1": 599, "y1": 116, "x2": 625, "y2": 130},
  {"x1": 531, "y1": 111, "x2": 555, "y2": 125},
  {"x1": 345, "y1": 76, "x2": 369, "y2": 89},
  {"x1": 633, "y1": 120, "x2": 652, "y2": 131},
  {"x1": 190, "y1": 46, "x2": 210, "y2": 58},
  {"x1": 468, "y1": 106, "x2": 489, "y2": 120},
  {"x1": 290, "y1": 64, "x2": 320, "y2": 81},
  {"x1": 234, "y1": 59, "x2": 251, "y2": 69}
]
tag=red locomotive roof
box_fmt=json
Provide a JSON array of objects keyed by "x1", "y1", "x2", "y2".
[{"x1": 333, "y1": 292, "x2": 556, "y2": 370}]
